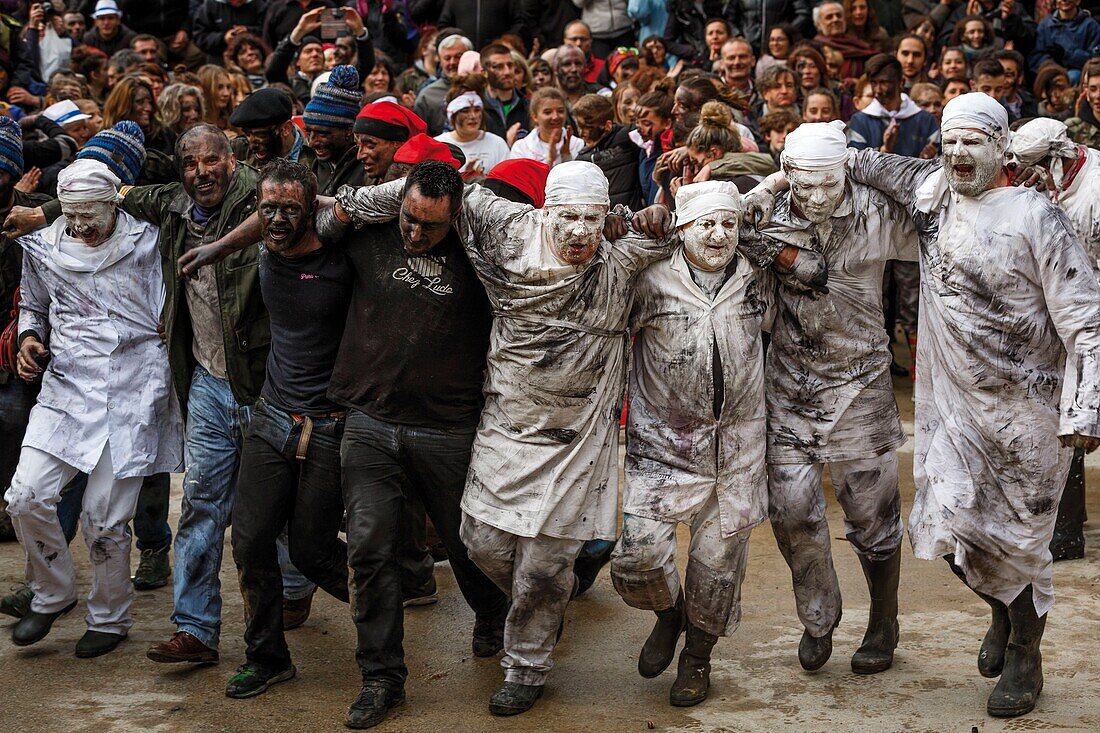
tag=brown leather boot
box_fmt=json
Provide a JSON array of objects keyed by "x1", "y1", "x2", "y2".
[
  {"x1": 147, "y1": 631, "x2": 219, "y2": 664},
  {"x1": 283, "y1": 589, "x2": 315, "y2": 631}
]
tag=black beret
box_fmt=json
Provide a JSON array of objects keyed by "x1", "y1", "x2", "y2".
[{"x1": 229, "y1": 88, "x2": 293, "y2": 128}]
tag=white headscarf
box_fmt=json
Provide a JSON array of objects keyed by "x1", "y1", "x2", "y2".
[
  {"x1": 782, "y1": 120, "x2": 850, "y2": 170},
  {"x1": 676, "y1": 181, "x2": 741, "y2": 226},
  {"x1": 941, "y1": 92, "x2": 1009, "y2": 139},
  {"x1": 446, "y1": 91, "x2": 484, "y2": 121},
  {"x1": 544, "y1": 160, "x2": 610, "y2": 207},
  {"x1": 57, "y1": 159, "x2": 121, "y2": 205},
  {"x1": 1010, "y1": 117, "x2": 1078, "y2": 165}
]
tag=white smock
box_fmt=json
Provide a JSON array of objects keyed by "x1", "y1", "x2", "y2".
[
  {"x1": 335, "y1": 163, "x2": 674, "y2": 540},
  {"x1": 18, "y1": 161, "x2": 183, "y2": 479},
  {"x1": 849, "y1": 140, "x2": 1100, "y2": 615}
]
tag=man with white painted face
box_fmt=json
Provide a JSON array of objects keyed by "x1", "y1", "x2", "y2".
[
  {"x1": 741, "y1": 120, "x2": 920, "y2": 677},
  {"x1": 328, "y1": 160, "x2": 676, "y2": 717},
  {"x1": 610, "y1": 181, "x2": 773, "y2": 708},
  {"x1": 796, "y1": 93, "x2": 1100, "y2": 718},
  {"x1": 1, "y1": 123, "x2": 317, "y2": 663},
  {"x1": 1006, "y1": 116, "x2": 1100, "y2": 564},
  {"x1": 5, "y1": 159, "x2": 182, "y2": 658}
]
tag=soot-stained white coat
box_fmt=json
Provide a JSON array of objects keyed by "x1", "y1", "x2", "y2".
[
  {"x1": 849, "y1": 149, "x2": 1100, "y2": 614},
  {"x1": 335, "y1": 180, "x2": 675, "y2": 541}
]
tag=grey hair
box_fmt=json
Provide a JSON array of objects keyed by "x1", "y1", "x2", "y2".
[{"x1": 438, "y1": 34, "x2": 473, "y2": 53}]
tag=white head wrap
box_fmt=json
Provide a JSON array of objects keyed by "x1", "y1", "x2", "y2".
[
  {"x1": 781, "y1": 120, "x2": 849, "y2": 170},
  {"x1": 544, "y1": 161, "x2": 610, "y2": 207},
  {"x1": 941, "y1": 92, "x2": 1009, "y2": 139},
  {"x1": 1009, "y1": 117, "x2": 1078, "y2": 165},
  {"x1": 675, "y1": 181, "x2": 741, "y2": 226},
  {"x1": 57, "y1": 159, "x2": 121, "y2": 205},
  {"x1": 446, "y1": 91, "x2": 484, "y2": 121}
]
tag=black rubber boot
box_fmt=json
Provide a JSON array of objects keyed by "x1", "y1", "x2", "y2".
[
  {"x1": 488, "y1": 681, "x2": 544, "y2": 716},
  {"x1": 572, "y1": 541, "x2": 615, "y2": 598},
  {"x1": 946, "y1": 555, "x2": 1011, "y2": 678},
  {"x1": 1050, "y1": 449, "x2": 1086, "y2": 562},
  {"x1": 798, "y1": 611, "x2": 840, "y2": 672},
  {"x1": 638, "y1": 593, "x2": 686, "y2": 678},
  {"x1": 851, "y1": 550, "x2": 900, "y2": 675},
  {"x1": 987, "y1": 585, "x2": 1046, "y2": 718},
  {"x1": 669, "y1": 623, "x2": 718, "y2": 707}
]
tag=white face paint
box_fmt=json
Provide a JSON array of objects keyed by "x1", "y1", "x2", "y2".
[
  {"x1": 942, "y1": 128, "x2": 1005, "y2": 196},
  {"x1": 60, "y1": 200, "x2": 118, "y2": 247},
  {"x1": 543, "y1": 204, "x2": 609, "y2": 265},
  {"x1": 785, "y1": 165, "x2": 846, "y2": 223},
  {"x1": 680, "y1": 208, "x2": 740, "y2": 271}
]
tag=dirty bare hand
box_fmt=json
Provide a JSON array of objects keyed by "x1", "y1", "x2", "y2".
[
  {"x1": 1059, "y1": 434, "x2": 1100, "y2": 453},
  {"x1": 741, "y1": 188, "x2": 776, "y2": 230},
  {"x1": 16, "y1": 336, "x2": 48, "y2": 381},
  {"x1": 179, "y1": 242, "x2": 230, "y2": 278},
  {"x1": 779, "y1": 246, "x2": 829, "y2": 294},
  {"x1": 1010, "y1": 164, "x2": 1051, "y2": 192},
  {"x1": 3, "y1": 205, "x2": 46, "y2": 238},
  {"x1": 632, "y1": 205, "x2": 672, "y2": 239}
]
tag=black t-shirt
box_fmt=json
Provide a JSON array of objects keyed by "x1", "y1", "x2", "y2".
[
  {"x1": 259, "y1": 241, "x2": 353, "y2": 415},
  {"x1": 327, "y1": 221, "x2": 493, "y2": 428}
]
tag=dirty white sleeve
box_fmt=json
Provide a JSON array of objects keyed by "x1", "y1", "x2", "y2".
[
  {"x1": 848, "y1": 149, "x2": 941, "y2": 210},
  {"x1": 459, "y1": 184, "x2": 534, "y2": 264},
  {"x1": 1035, "y1": 205, "x2": 1100, "y2": 437},
  {"x1": 17, "y1": 248, "x2": 51, "y2": 340},
  {"x1": 882, "y1": 195, "x2": 921, "y2": 262},
  {"x1": 334, "y1": 179, "x2": 405, "y2": 226}
]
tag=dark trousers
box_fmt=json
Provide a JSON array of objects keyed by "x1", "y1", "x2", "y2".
[
  {"x1": 342, "y1": 409, "x2": 508, "y2": 689},
  {"x1": 231, "y1": 400, "x2": 349, "y2": 671}
]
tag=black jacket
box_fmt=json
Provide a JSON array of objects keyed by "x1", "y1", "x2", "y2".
[
  {"x1": 262, "y1": 0, "x2": 337, "y2": 52},
  {"x1": 729, "y1": 0, "x2": 813, "y2": 51},
  {"x1": 438, "y1": 0, "x2": 524, "y2": 50},
  {"x1": 79, "y1": 0, "x2": 191, "y2": 37},
  {"x1": 519, "y1": 0, "x2": 580, "y2": 50},
  {"x1": 483, "y1": 91, "x2": 529, "y2": 140},
  {"x1": 193, "y1": 0, "x2": 269, "y2": 58},
  {"x1": 663, "y1": 0, "x2": 737, "y2": 62},
  {"x1": 576, "y1": 124, "x2": 643, "y2": 210}
]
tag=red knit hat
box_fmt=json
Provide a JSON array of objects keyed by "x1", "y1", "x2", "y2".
[
  {"x1": 393, "y1": 133, "x2": 460, "y2": 168},
  {"x1": 486, "y1": 159, "x2": 550, "y2": 208},
  {"x1": 353, "y1": 101, "x2": 427, "y2": 142}
]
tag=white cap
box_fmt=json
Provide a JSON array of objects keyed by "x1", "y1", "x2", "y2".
[
  {"x1": 92, "y1": 0, "x2": 122, "y2": 19},
  {"x1": 675, "y1": 181, "x2": 741, "y2": 226},
  {"x1": 57, "y1": 159, "x2": 122, "y2": 205},
  {"x1": 544, "y1": 161, "x2": 609, "y2": 207},
  {"x1": 42, "y1": 100, "x2": 91, "y2": 126},
  {"x1": 941, "y1": 92, "x2": 1009, "y2": 139},
  {"x1": 782, "y1": 120, "x2": 850, "y2": 171}
]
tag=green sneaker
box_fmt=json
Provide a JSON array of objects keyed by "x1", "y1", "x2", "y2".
[
  {"x1": 132, "y1": 546, "x2": 171, "y2": 590},
  {"x1": 0, "y1": 584, "x2": 33, "y2": 619},
  {"x1": 225, "y1": 663, "x2": 296, "y2": 699}
]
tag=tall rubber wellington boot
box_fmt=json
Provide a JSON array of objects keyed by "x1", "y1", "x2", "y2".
[
  {"x1": 987, "y1": 585, "x2": 1046, "y2": 718},
  {"x1": 945, "y1": 555, "x2": 1012, "y2": 678},
  {"x1": 670, "y1": 622, "x2": 718, "y2": 707},
  {"x1": 638, "y1": 592, "x2": 686, "y2": 678},
  {"x1": 851, "y1": 549, "x2": 901, "y2": 674}
]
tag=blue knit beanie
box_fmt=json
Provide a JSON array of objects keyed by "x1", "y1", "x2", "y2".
[
  {"x1": 76, "y1": 121, "x2": 145, "y2": 185},
  {"x1": 303, "y1": 65, "x2": 363, "y2": 129},
  {"x1": 0, "y1": 116, "x2": 24, "y2": 180}
]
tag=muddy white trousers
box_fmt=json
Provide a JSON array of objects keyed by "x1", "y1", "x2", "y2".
[
  {"x1": 460, "y1": 513, "x2": 585, "y2": 686},
  {"x1": 4, "y1": 442, "x2": 144, "y2": 634},
  {"x1": 767, "y1": 451, "x2": 902, "y2": 638},
  {"x1": 610, "y1": 494, "x2": 751, "y2": 637}
]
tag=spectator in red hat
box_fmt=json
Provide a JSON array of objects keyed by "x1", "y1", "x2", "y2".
[{"x1": 353, "y1": 101, "x2": 428, "y2": 182}]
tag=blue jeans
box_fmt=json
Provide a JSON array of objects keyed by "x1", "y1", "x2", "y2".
[{"x1": 171, "y1": 367, "x2": 313, "y2": 647}]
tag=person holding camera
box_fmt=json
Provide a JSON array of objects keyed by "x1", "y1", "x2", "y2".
[{"x1": 264, "y1": 6, "x2": 374, "y2": 103}]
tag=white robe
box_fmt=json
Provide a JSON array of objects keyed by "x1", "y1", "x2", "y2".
[
  {"x1": 18, "y1": 211, "x2": 183, "y2": 479},
  {"x1": 1057, "y1": 147, "x2": 1100, "y2": 280},
  {"x1": 623, "y1": 249, "x2": 772, "y2": 536},
  {"x1": 747, "y1": 182, "x2": 919, "y2": 465},
  {"x1": 849, "y1": 150, "x2": 1100, "y2": 614},
  {"x1": 335, "y1": 181, "x2": 675, "y2": 540}
]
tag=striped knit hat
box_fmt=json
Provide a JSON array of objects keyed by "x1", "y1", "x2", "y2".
[
  {"x1": 76, "y1": 121, "x2": 145, "y2": 185},
  {"x1": 0, "y1": 117, "x2": 24, "y2": 180},
  {"x1": 304, "y1": 65, "x2": 362, "y2": 129}
]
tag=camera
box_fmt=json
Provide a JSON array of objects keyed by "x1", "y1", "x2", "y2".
[{"x1": 41, "y1": 1, "x2": 56, "y2": 18}]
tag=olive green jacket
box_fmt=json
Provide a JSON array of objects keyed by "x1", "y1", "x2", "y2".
[{"x1": 42, "y1": 165, "x2": 268, "y2": 409}]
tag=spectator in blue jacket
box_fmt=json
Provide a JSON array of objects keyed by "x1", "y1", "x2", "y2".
[
  {"x1": 847, "y1": 54, "x2": 938, "y2": 157},
  {"x1": 1030, "y1": 0, "x2": 1100, "y2": 82}
]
